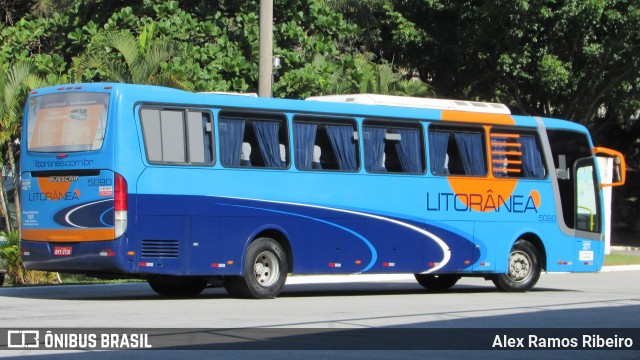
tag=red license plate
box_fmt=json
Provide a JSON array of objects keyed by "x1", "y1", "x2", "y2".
[{"x1": 53, "y1": 246, "x2": 72, "y2": 256}]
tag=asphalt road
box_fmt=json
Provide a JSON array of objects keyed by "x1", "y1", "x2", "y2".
[{"x1": 1, "y1": 269, "x2": 639, "y2": 359}]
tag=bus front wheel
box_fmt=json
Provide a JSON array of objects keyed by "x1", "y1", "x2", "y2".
[
  {"x1": 414, "y1": 274, "x2": 460, "y2": 290},
  {"x1": 492, "y1": 240, "x2": 541, "y2": 292},
  {"x1": 224, "y1": 237, "x2": 288, "y2": 299}
]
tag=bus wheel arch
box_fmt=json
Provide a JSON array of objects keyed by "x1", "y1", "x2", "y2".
[
  {"x1": 492, "y1": 236, "x2": 543, "y2": 292},
  {"x1": 252, "y1": 229, "x2": 293, "y2": 274},
  {"x1": 517, "y1": 233, "x2": 546, "y2": 272},
  {"x1": 224, "y1": 230, "x2": 291, "y2": 299}
]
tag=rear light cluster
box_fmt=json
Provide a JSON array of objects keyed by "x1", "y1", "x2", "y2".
[{"x1": 114, "y1": 173, "x2": 128, "y2": 238}]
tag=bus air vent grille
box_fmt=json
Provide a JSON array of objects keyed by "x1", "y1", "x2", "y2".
[{"x1": 141, "y1": 239, "x2": 179, "y2": 258}]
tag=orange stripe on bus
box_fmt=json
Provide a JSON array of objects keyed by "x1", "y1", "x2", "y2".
[
  {"x1": 494, "y1": 168, "x2": 522, "y2": 173},
  {"x1": 491, "y1": 133, "x2": 521, "y2": 138},
  {"x1": 492, "y1": 151, "x2": 522, "y2": 156},
  {"x1": 21, "y1": 228, "x2": 115, "y2": 242},
  {"x1": 491, "y1": 142, "x2": 522, "y2": 147},
  {"x1": 492, "y1": 160, "x2": 522, "y2": 164},
  {"x1": 441, "y1": 110, "x2": 516, "y2": 125}
]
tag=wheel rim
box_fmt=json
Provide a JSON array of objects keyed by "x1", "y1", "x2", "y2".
[
  {"x1": 253, "y1": 251, "x2": 280, "y2": 287},
  {"x1": 507, "y1": 250, "x2": 531, "y2": 283}
]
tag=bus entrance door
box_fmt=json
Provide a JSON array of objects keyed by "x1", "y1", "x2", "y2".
[{"x1": 572, "y1": 158, "x2": 603, "y2": 272}]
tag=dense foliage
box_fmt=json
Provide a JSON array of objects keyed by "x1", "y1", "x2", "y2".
[
  {"x1": 375, "y1": 0, "x2": 639, "y2": 155},
  {"x1": 0, "y1": 0, "x2": 637, "y2": 230},
  {"x1": 0, "y1": 231, "x2": 58, "y2": 284}
]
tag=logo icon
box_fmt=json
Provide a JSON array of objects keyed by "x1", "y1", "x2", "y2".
[{"x1": 7, "y1": 330, "x2": 40, "y2": 348}]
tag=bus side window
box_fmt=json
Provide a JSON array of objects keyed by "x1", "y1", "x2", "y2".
[
  {"x1": 186, "y1": 111, "x2": 214, "y2": 164},
  {"x1": 140, "y1": 108, "x2": 214, "y2": 166},
  {"x1": 429, "y1": 127, "x2": 486, "y2": 176},
  {"x1": 293, "y1": 117, "x2": 359, "y2": 172},
  {"x1": 362, "y1": 122, "x2": 425, "y2": 174},
  {"x1": 490, "y1": 130, "x2": 545, "y2": 178},
  {"x1": 219, "y1": 112, "x2": 289, "y2": 169}
]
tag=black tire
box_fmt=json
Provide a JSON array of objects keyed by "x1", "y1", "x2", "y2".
[
  {"x1": 148, "y1": 276, "x2": 207, "y2": 297},
  {"x1": 224, "y1": 237, "x2": 288, "y2": 299},
  {"x1": 414, "y1": 274, "x2": 460, "y2": 291},
  {"x1": 492, "y1": 240, "x2": 541, "y2": 292}
]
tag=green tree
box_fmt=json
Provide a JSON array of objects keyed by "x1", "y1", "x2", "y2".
[
  {"x1": 349, "y1": 57, "x2": 434, "y2": 96},
  {"x1": 73, "y1": 23, "x2": 193, "y2": 89},
  {"x1": 317, "y1": 0, "x2": 390, "y2": 50},
  {"x1": 374, "y1": 0, "x2": 639, "y2": 159},
  {"x1": 0, "y1": 61, "x2": 43, "y2": 231}
]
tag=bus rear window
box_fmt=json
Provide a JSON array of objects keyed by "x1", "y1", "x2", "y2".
[{"x1": 27, "y1": 92, "x2": 109, "y2": 152}]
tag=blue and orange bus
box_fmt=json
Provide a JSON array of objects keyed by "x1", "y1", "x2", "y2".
[{"x1": 20, "y1": 83, "x2": 625, "y2": 298}]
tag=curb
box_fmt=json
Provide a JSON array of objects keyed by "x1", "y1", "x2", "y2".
[
  {"x1": 610, "y1": 245, "x2": 640, "y2": 252},
  {"x1": 600, "y1": 264, "x2": 640, "y2": 272},
  {"x1": 284, "y1": 265, "x2": 640, "y2": 285}
]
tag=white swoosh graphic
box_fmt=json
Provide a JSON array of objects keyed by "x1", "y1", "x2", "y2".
[
  {"x1": 65, "y1": 199, "x2": 113, "y2": 228},
  {"x1": 218, "y1": 196, "x2": 451, "y2": 273}
]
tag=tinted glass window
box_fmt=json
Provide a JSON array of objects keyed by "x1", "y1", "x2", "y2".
[
  {"x1": 490, "y1": 130, "x2": 546, "y2": 179},
  {"x1": 27, "y1": 92, "x2": 110, "y2": 152},
  {"x1": 140, "y1": 108, "x2": 214, "y2": 165},
  {"x1": 429, "y1": 127, "x2": 486, "y2": 176},
  {"x1": 547, "y1": 129, "x2": 593, "y2": 229},
  {"x1": 219, "y1": 111, "x2": 289, "y2": 169},
  {"x1": 363, "y1": 121, "x2": 424, "y2": 174}
]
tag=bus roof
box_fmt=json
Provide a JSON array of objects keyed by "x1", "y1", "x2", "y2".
[
  {"x1": 30, "y1": 83, "x2": 588, "y2": 131},
  {"x1": 306, "y1": 94, "x2": 511, "y2": 115}
]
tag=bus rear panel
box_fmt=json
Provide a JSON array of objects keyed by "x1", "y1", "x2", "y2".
[{"x1": 20, "y1": 87, "x2": 131, "y2": 274}]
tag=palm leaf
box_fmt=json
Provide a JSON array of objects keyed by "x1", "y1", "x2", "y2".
[
  {"x1": 3, "y1": 62, "x2": 35, "y2": 109},
  {"x1": 73, "y1": 52, "x2": 106, "y2": 77},
  {"x1": 96, "y1": 31, "x2": 140, "y2": 73},
  {"x1": 152, "y1": 73, "x2": 194, "y2": 91},
  {"x1": 393, "y1": 79, "x2": 435, "y2": 97},
  {"x1": 134, "y1": 41, "x2": 177, "y2": 84},
  {"x1": 101, "y1": 62, "x2": 132, "y2": 84}
]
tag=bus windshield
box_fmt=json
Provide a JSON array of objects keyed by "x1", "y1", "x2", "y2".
[{"x1": 27, "y1": 92, "x2": 109, "y2": 152}]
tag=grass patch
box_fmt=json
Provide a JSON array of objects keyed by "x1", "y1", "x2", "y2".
[
  {"x1": 59, "y1": 273, "x2": 143, "y2": 285},
  {"x1": 604, "y1": 253, "x2": 640, "y2": 266},
  {"x1": 0, "y1": 273, "x2": 142, "y2": 287}
]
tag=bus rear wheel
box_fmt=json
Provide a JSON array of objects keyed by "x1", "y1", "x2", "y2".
[
  {"x1": 492, "y1": 240, "x2": 541, "y2": 292},
  {"x1": 224, "y1": 237, "x2": 288, "y2": 299},
  {"x1": 414, "y1": 274, "x2": 460, "y2": 290},
  {"x1": 148, "y1": 276, "x2": 208, "y2": 297}
]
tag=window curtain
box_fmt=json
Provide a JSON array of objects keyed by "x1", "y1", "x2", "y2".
[
  {"x1": 429, "y1": 131, "x2": 449, "y2": 174},
  {"x1": 254, "y1": 120, "x2": 284, "y2": 168},
  {"x1": 326, "y1": 125, "x2": 358, "y2": 171},
  {"x1": 294, "y1": 122, "x2": 317, "y2": 170},
  {"x1": 454, "y1": 132, "x2": 485, "y2": 176},
  {"x1": 519, "y1": 135, "x2": 545, "y2": 178},
  {"x1": 219, "y1": 118, "x2": 245, "y2": 166},
  {"x1": 392, "y1": 128, "x2": 422, "y2": 173},
  {"x1": 364, "y1": 126, "x2": 387, "y2": 172}
]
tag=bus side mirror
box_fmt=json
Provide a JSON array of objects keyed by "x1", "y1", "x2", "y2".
[{"x1": 594, "y1": 147, "x2": 626, "y2": 187}]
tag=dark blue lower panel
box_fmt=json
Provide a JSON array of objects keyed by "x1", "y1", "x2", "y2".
[
  {"x1": 22, "y1": 194, "x2": 480, "y2": 276},
  {"x1": 132, "y1": 194, "x2": 480, "y2": 276}
]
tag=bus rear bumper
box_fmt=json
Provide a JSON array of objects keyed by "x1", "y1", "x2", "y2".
[{"x1": 21, "y1": 238, "x2": 134, "y2": 274}]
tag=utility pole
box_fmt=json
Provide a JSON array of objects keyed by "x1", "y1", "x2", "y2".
[{"x1": 258, "y1": 0, "x2": 273, "y2": 98}]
